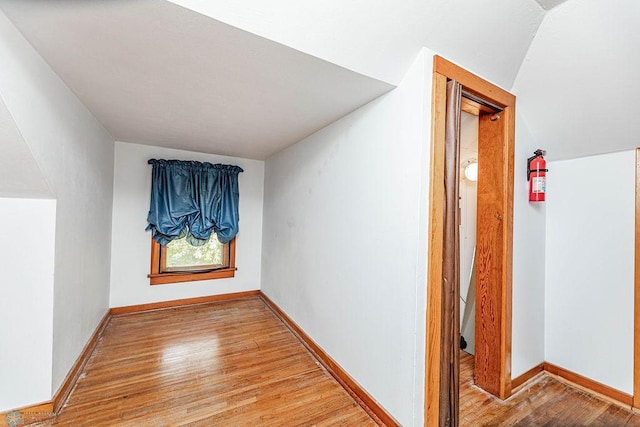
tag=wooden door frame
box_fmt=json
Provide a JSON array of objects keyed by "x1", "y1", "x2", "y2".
[{"x1": 425, "y1": 56, "x2": 516, "y2": 425}]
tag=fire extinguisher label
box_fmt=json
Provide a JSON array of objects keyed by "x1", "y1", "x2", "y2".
[{"x1": 532, "y1": 176, "x2": 546, "y2": 193}]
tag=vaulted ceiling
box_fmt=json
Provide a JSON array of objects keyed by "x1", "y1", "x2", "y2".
[
  {"x1": 168, "y1": 0, "x2": 547, "y2": 88},
  {"x1": 1, "y1": 0, "x2": 635, "y2": 164},
  {"x1": 0, "y1": 0, "x2": 393, "y2": 160},
  {"x1": 515, "y1": 0, "x2": 640, "y2": 160},
  {"x1": 0, "y1": 0, "x2": 547, "y2": 161}
]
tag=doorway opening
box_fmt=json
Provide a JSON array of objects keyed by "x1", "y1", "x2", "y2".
[
  {"x1": 425, "y1": 56, "x2": 516, "y2": 426},
  {"x1": 459, "y1": 111, "x2": 478, "y2": 359}
]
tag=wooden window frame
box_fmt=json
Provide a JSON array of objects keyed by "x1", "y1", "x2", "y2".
[
  {"x1": 159, "y1": 237, "x2": 230, "y2": 273},
  {"x1": 148, "y1": 237, "x2": 236, "y2": 285}
]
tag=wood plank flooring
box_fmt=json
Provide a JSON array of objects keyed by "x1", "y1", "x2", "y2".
[
  {"x1": 35, "y1": 299, "x2": 640, "y2": 426},
  {"x1": 45, "y1": 297, "x2": 376, "y2": 426},
  {"x1": 460, "y1": 351, "x2": 640, "y2": 426}
]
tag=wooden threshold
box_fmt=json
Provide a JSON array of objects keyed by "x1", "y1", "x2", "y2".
[{"x1": 259, "y1": 292, "x2": 399, "y2": 427}]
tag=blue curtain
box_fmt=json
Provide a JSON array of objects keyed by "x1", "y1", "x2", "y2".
[{"x1": 146, "y1": 159, "x2": 243, "y2": 246}]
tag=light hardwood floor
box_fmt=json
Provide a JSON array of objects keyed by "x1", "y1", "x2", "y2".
[
  {"x1": 460, "y1": 351, "x2": 640, "y2": 426},
  {"x1": 38, "y1": 298, "x2": 640, "y2": 426},
  {"x1": 45, "y1": 297, "x2": 376, "y2": 426}
]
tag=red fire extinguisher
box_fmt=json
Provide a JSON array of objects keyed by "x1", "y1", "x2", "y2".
[{"x1": 527, "y1": 149, "x2": 548, "y2": 202}]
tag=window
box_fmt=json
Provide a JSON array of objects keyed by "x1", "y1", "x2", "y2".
[
  {"x1": 149, "y1": 234, "x2": 236, "y2": 285},
  {"x1": 145, "y1": 159, "x2": 243, "y2": 285}
]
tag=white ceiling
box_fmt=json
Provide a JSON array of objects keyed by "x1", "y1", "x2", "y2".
[
  {"x1": 514, "y1": 0, "x2": 640, "y2": 161},
  {"x1": 0, "y1": 0, "x2": 393, "y2": 160},
  {"x1": 4, "y1": 0, "x2": 624, "y2": 164},
  {"x1": 171, "y1": 0, "x2": 546, "y2": 89}
]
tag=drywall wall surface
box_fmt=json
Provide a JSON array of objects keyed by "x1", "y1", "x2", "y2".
[
  {"x1": 514, "y1": 0, "x2": 640, "y2": 160},
  {"x1": 261, "y1": 48, "x2": 432, "y2": 426},
  {"x1": 510, "y1": 114, "x2": 546, "y2": 378},
  {"x1": 535, "y1": 0, "x2": 569, "y2": 10},
  {"x1": 0, "y1": 97, "x2": 51, "y2": 198},
  {"x1": 109, "y1": 142, "x2": 264, "y2": 307},
  {"x1": 459, "y1": 112, "x2": 478, "y2": 354},
  {"x1": 170, "y1": 0, "x2": 543, "y2": 88},
  {"x1": 0, "y1": 198, "x2": 56, "y2": 411},
  {"x1": 0, "y1": 11, "x2": 115, "y2": 394},
  {"x1": 545, "y1": 150, "x2": 634, "y2": 394}
]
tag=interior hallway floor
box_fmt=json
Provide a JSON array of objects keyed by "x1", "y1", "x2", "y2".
[
  {"x1": 38, "y1": 297, "x2": 376, "y2": 426},
  {"x1": 460, "y1": 351, "x2": 640, "y2": 426},
  {"x1": 31, "y1": 296, "x2": 640, "y2": 426}
]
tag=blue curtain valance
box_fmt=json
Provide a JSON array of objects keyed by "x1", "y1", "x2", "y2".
[{"x1": 146, "y1": 159, "x2": 243, "y2": 246}]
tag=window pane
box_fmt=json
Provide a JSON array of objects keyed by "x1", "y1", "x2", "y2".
[{"x1": 165, "y1": 234, "x2": 224, "y2": 269}]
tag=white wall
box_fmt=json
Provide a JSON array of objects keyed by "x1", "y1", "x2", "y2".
[
  {"x1": 0, "y1": 11, "x2": 115, "y2": 394},
  {"x1": 261, "y1": 48, "x2": 432, "y2": 426},
  {"x1": 510, "y1": 114, "x2": 546, "y2": 378},
  {"x1": 545, "y1": 150, "x2": 635, "y2": 394},
  {"x1": 109, "y1": 142, "x2": 264, "y2": 307},
  {"x1": 0, "y1": 198, "x2": 56, "y2": 411},
  {"x1": 508, "y1": 0, "x2": 640, "y2": 381},
  {"x1": 0, "y1": 98, "x2": 51, "y2": 199},
  {"x1": 459, "y1": 112, "x2": 478, "y2": 354}
]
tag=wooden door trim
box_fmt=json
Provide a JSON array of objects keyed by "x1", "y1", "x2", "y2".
[
  {"x1": 425, "y1": 56, "x2": 515, "y2": 425},
  {"x1": 425, "y1": 71, "x2": 447, "y2": 425},
  {"x1": 634, "y1": 147, "x2": 640, "y2": 408},
  {"x1": 433, "y1": 56, "x2": 515, "y2": 108}
]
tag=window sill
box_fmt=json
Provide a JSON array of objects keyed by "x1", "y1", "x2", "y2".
[{"x1": 148, "y1": 267, "x2": 236, "y2": 285}]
